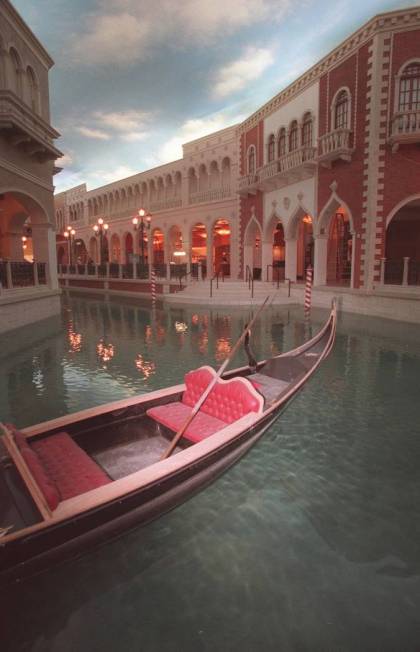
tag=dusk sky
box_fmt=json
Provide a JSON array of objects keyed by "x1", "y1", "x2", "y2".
[{"x1": 13, "y1": 0, "x2": 419, "y2": 193}]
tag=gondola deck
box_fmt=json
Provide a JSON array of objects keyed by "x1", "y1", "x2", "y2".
[{"x1": 0, "y1": 303, "x2": 337, "y2": 585}]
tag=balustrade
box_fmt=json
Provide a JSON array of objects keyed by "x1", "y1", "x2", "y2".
[
  {"x1": 0, "y1": 261, "x2": 48, "y2": 290},
  {"x1": 382, "y1": 257, "x2": 420, "y2": 286},
  {"x1": 189, "y1": 187, "x2": 231, "y2": 204}
]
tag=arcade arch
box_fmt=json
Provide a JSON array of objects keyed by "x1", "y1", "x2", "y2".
[
  {"x1": 243, "y1": 219, "x2": 262, "y2": 279},
  {"x1": 213, "y1": 219, "x2": 230, "y2": 276},
  {"x1": 385, "y1": 196, "x2": 420, "y2": 285}
]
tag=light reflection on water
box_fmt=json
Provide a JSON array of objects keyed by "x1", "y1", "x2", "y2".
[{"x1": 2, "y1": 294, "x2": 420, "y2": 651}]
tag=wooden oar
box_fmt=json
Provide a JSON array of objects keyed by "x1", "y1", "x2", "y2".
[{"x1": 161, "y1": 296, "x2": 270, "y2": 460}]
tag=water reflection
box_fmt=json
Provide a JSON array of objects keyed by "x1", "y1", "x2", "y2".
[
  {"x1": 68, "y1": 321, "x2": 82, "y2": 353},
  {"x1": 135, "y1": 354, "x2": 156, "y2": 379},
  {"x1": 96, "y1": 339, "x2": 115, "y2": 366}
]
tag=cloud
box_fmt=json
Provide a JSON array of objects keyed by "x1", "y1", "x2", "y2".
[
  {"x1": 213, "y1": 47, "x2": 274, "y2": 98},
  {"x1": 120, "y1": 132, "x2": 149, "y2": 142},
  {"x1": 87, "y1": 165, "x2": 140, "y2": 187},
  {"x1": 158, "y1": 110, "x2": 244, "y2": 163},
  {"x1": 67, "y1": 0, "x2": 293, "y2": 66},
  {"x1": 55, "y1": 152, "x2": 73, "y2": 167},
  {"x1": 76, "y1": 126, "x2": 110, "y2": 140},
  {"x1": 69, "y1": 12, "x2": 150, "y2": 65},
  {"x1": 94, "y1": 110, "x2": 152, "y2": 132}
]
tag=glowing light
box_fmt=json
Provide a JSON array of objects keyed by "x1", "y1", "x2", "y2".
[
  {"x1": 303, "y1": 215, "x2": 312, "y2": 224},
  {"x1": 173, "y1": 250, "x2": 186, "y2": 257},
  {"x1": 135, "y1": 354, "x2": 156, "y2": 379},
  {"x1": 216, "y1": 228, "x2": 230, "y2": 236},
  {"x1": 96, "y1": 339, "x2": 115, "y2": 365},
  {"x1": 215, "y1": 337, "x2": 231, "y2": 361},
  {"x1": 98, "y1": 218, "x2": 104, "y2": 225},
  {"x1": 175, "y1": 321, "x2": 188, "y2": 332},
  {"x1": 68, "y1": 323, "x2": 82, "y2": 352}
]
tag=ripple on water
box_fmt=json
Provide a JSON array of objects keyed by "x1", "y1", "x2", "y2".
[{"x1": 2, "y1": 297, "x2": 420, "y2": 651}]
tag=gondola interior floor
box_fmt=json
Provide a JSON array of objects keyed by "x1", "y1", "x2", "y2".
[{"x1": 91, "y1": 433, "x2": 183, "y2": 480}]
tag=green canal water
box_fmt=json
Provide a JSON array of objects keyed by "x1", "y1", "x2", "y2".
[{"x1": 1, "y1": 293, "x2": 420, "y2": 651}]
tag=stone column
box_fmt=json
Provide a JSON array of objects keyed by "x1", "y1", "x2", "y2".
[
  {"x1": 313, "y1": 234, "x2": 328, "y2": 286},
  {"x1": 285, "y1": 237, "x2": 297, "y2": 282},
  {"x1": 261, "y1": 240, "x2": 272, "y2": 281},
  {"x1": 31, "y1": 222, "x2": 58, "y2": 289},
  {"x1": 402, "y1": 257, "x2": 410, "y2": 286},
  {"x1": 380, "y1": 257, "x2": 386, "y2": 285},
  {"x1": 206, "y1": 227, "x2": 214, "y2": 278}
]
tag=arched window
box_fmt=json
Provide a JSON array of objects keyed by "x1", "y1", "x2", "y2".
[
  {"x1": 9, "y1": 48, "x2": 22, "y2": 97},
  {"x1": 247, "y1": 146, "x2": 256, "y2": 174},
  {"x1": 334, "y1": 90, "x2": 349, "y2": 129},
  {"x1": 26, "y1": 66, "x2": 39, "y2": 113},
  {"x1": 267, "y1": 134, "x2": 275, "y2": 162},
  {"x1": 398, "y1": 62, "x2": 420, "y2": 112},
  {"x1": 278, "y1": 128, "x2": 286, "y2": 157},
  {"x1": 302, "y1": 113, "x2": 313, "y2": 148},
  {"x1": 289, "y1": 121, "x2": 298, "y2": 152}
]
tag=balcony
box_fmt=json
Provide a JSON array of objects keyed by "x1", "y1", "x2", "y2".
[
  {"x1": 149, "y1": 197, "x2": 182, "y2": 212},
  {"x1": 258, "y1": 146, "x2": 317, "y2": 190},
  {"x1": 389, "y1": 110, "x2": 420, "y2": 152},
  {"x1": 318, "y1": 128, "x2": 353, "y2": 167},
  {"x1": 0, "y1": 90, "x2": 62, "y2": 161},
  {"x1": 237, "y1": 173, "x2": 260, "y2": 196},
  {"x1": 189, "y1": 187, "x2": 232, "y2": 204}
]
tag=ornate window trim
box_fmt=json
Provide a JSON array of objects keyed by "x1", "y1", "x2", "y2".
[{"x1": 330, "y1": 87, "x2": 351, "y2": 131}]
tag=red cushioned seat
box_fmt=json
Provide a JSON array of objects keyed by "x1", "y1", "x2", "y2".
[
  {"x1": 10, "y1": 427, "x2": 111, "y2": 509},
  {"x1": 31, "y1": 432, "x2": 111, "y2": 500},
  {"x1": 20, "y1": 447, "x2": 60, "y2": 511},
  {"x1": 147, "y1": 402, "x2": 226, "y2": 443},
  {"x1": 147, "y1": 366, "x2": 264, "y2": 443}
]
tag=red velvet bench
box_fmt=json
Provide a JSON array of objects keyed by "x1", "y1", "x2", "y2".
[
  {"x1": 147, "y1": 366, "x2": 264, "y2": 443},
  {"x1": 11, "y1": 428, "x2": 111, "y2": 511}
]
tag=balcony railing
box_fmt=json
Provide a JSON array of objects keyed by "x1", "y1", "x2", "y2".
[
  {"x1": 258, "y1": 146, "x2": 317, "y2": 189},
  {"x1": 0, "y1": 90, "x2": 61, "y2": 160},
  {"x1": 149, "y1": 198, "x2": 182, "y2": 211},
  {"x1": 318, "y1": 128, "x2": 353, "y2": 167},
  {"x1": 389, "y1": 110, "x2": 420, "y2": 151},
  {"x1": 238, "y1": 173, "x2": 259, "y2": 196},
  {"x1": 189, "y1": 187, "x2": 232, "y2": 204},
  {"x1": 59, "y1": 262, "x2": 170, "y2": 281},
  {"x1": 0, "y1": 261, "x2": 48, "y2": 290},
  {"x1": 381, "y1": 257, "x2": 420, "y2": 287}
]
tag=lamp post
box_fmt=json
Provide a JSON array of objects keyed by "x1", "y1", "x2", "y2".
[
  {"x1": 132, "y1": 208, "x2": 151, "y2": 266},
  {"x1": 92, "y1": 218, "x2": 109, "y2": 265},
  {"x1": 63, "y1": 226, "x2": 76, "y2": 265}
]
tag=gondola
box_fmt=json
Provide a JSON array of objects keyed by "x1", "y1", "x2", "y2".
[{"x1": 0, "y1": 301, "x2": 337, "y2": 585}]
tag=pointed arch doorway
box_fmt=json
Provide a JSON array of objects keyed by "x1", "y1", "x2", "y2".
[{"x1": 244, "y1": 219, "x2": 262, "y2": 280}]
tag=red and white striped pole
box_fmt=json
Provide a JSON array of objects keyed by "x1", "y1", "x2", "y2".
[
  {"x1": 151, "y1": 268, "x2": 156, "y2": 307},
  {"x1": 304, "y1": 264, "x2": 312, "y2": 314}
]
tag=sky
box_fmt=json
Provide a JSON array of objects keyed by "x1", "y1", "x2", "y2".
[{"x1": 12, "y1": 0, "x2": 420, "y2": 193}]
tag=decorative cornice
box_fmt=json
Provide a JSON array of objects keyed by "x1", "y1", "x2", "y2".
[
  {"x1": 239, "y1": 6, "x2": 420, "y2": 133},
  {"x1": 0, "y1": 155, "x2": 54, "y2": 191},
  {"x1": 0, "y1": 0, "x2": 54, "y2": 69}
]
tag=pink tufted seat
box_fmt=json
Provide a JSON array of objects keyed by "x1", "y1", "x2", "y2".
[
  {"x1": 147, "y1": 366, "x2": 264, "y2": 443},
  {"x1": 11, "y1": 427, "x2": 112, "y2": 511}
]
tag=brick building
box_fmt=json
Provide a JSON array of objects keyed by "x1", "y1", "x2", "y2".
[{"x1": 57, "y1": 6, "x2": 420, "y2": 314}]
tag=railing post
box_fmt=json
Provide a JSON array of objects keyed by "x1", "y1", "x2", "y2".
[
  {"x1": 380, "y1": 257, "x2": 386, "y2": 285},
  {"x1": 119, "y1": 263, "x2": 123, "y2": 279},
  {"x1": 198, "y1": 262, "x2": 203, "y2": 281},
  {"x1": 106, "y1": 262, "x2": 110, "y2": 279},
  {"x1": 33, "y1": 261, "x2": 39, "y2": 286},
  {"x1": 6, "y1": 261, "x2": 12, "y2": 289},
  {"x1": 402, "y1": 256, "x2": 410, "y2": 286},
  {"x1": 95, "y1": 264, "x2": 99, "y2": 278},
  {"x1": 132, "y1": 260, "x2": 137, "y2": 279}
]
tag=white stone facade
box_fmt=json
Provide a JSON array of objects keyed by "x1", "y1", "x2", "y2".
[{"x1": 0, "y1": 0, "x2": 62, "y2": 333}]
